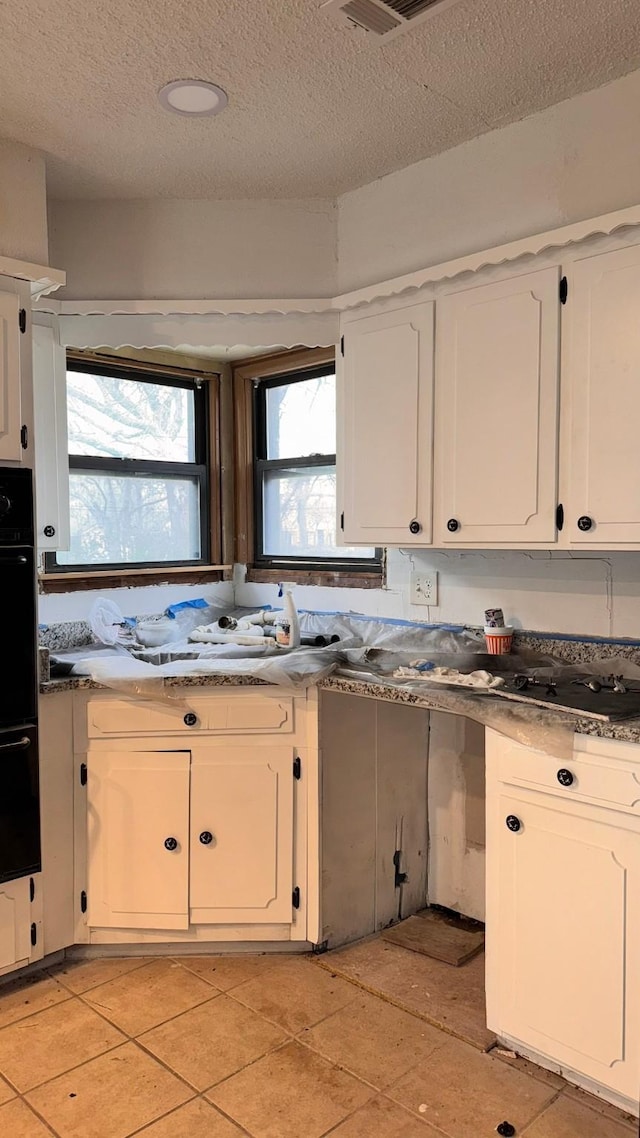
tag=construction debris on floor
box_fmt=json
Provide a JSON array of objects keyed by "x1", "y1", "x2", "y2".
[
  {"x1": 0, "y1": 945, "x2": 634, "y2": 1138},
  {"x1": 381, "y1": 908, "x2": 485, "y2": 967}
]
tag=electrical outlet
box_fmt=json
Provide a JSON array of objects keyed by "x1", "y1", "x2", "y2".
[{"x1": 410, "y1": 571, "x2": 438, "y2": 605}]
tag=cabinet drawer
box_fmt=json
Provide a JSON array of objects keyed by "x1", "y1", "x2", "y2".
[
  {"x1": 496, "y1": 737, "x2": 640, "y2": 815},
  {"x1": 86, "y1": 696, "x2": 294, "y2": 738}
]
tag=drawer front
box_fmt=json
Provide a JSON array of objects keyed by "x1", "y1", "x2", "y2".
[
  {"x1": 86, "y1": 696, "x2": 294, "y2": 738},
  {"x1": 496, "y1": 738, "x2": 640, "y2": 815}
]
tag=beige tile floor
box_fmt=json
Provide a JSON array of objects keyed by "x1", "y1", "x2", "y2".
[{"x1": 0, "y1": 952, "x2": 635, "y2": 1138}]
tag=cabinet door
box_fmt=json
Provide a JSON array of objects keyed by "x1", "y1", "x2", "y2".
[
  {"x1": 435, "y1": 268, "x2": 560, "y2": 543},
  {"x1": 87, "y1": 750, "x2": 190, "y2": 930},
  {"x1": 487, "y1": 787, "x2": 640, "y2": 1101},
  {"x1": 340, "y1": 302, "x2": 434, "y2": 545},
  {"x1": 0, "y1": 290, "x2": 22, "y2": 463},
  {"x1": 190, "y1": 747, "x2": 294, "y2": 925},
  {"x1": 567, "y1": 244, "x2": 640, "y2": 543},
  {"x1": 0, "y1": 877, "x2": 31, "y2": 977},
  {"x1": 32, "y1": 318, "x2": 70, "y2": 551}
]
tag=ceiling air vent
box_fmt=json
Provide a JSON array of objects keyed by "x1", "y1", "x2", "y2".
[{"x1": 323, "y1": 0, "x2": 463, "y2": 42}]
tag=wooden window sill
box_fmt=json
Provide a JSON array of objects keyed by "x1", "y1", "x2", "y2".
[
  {"x1": 39, "y1": 565, "x2": 233, "y2": 593},
  {"x1": 245, "y1": 568, "x2": 383, "y2": 589}
]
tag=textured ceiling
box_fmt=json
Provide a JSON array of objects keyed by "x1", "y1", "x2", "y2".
[{"x1": 1, "y1": 0, "x2": 640, "y2": 199}]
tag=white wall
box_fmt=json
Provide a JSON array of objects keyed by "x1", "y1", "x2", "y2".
[
  {"x1": 337, "y1": 69, "x2": 640, "y2": 292},
  {"x1": 48, "y1": 199, "x2": 337, "y2": 301},
  {"x1": 0, "y1": 139, "x2": 48, "y2": 265},
  {"x1": 237, "y1": 549, "x2": 640, "y2": 641},
  {"x1": 38, "y1": 581, "x2": 234, "y2": 626}
]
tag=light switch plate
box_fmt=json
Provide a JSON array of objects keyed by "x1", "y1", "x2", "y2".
[{"x1": 410, "y1": 571, "x2": 438, "y2": 605}]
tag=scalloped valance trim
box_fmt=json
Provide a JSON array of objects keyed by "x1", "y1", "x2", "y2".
[{"x1": 34, "y1": 201, "x2": 640, "y2": 320}]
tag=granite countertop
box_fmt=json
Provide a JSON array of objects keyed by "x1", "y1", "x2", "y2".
[{"x1": 39, "y1": 670, "x2": 640, "y2": 744}]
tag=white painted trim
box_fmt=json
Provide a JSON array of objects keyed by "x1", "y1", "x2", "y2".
[
  {"x1": 55, "y1": 311, "x2": 340, "y2": 351},
  {"x1": 334, "y1": 203, "x2": 640, "y2": 310},
  {"x1": 32, "y1": 203, "x2": 640, "y2": 320},
  {"x1": 52, "y1": 297, "x2": 332, "y2": 316},
  {"x1": 0, "y1": 255, "x2": 65, "y2": 298}
]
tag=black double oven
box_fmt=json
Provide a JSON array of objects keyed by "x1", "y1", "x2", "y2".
[{"x1": 0, "y1": 468, "x2": 40, "y2": 885}]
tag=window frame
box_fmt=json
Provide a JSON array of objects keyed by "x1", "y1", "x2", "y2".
[
  {"x1": 44, "y1": 354, "x2": 214, "y2": 577},
  {"x1": 233, "y1": 349, "x2": 382, "y2": 582}
]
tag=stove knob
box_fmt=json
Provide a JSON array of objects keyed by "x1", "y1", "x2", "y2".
[
  {"x1": 557, "y1": 768, "x2": 574, "y2": 787},
  {"x1": 0, "y1": 494, "x2": 11, "y2": 517},
  {"x1": 505, "y1": 815, "x2": 521, "y2": 832},
  {"x1": 577, "y1": 515, "x2": 593, "y2": 532}
]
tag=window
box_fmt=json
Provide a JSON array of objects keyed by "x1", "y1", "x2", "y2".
[
  {"x1": 45, "y1": 356, "x2": 211, "y2": 573},
  {"x1": 252, "y1": 363, "x2": 381, "y2": 572}
]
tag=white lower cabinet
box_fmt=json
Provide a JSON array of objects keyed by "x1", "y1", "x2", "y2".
[
  {"x1": 0, "y1": 874, "x2": 43, "y2": 977},
  {"x1": 486, "y1": 731, "x2": 640, "y2": 1106},
  {"x1": 86, "y1": 744, "x2": 298, "y2": 934},
  {"x1": 87, "y1": 750, "x2": 191, "y2": 931},
  {"x1": 190, "y1": 747, "x2": 294, "y2": 925}
]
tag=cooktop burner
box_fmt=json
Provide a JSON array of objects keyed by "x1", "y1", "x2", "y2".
[{"x1": 498, "y1": 673, "x2": 640, "y2": 721}]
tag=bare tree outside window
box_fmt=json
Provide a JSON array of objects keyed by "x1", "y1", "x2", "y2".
[
  {"x1": 255, "y1": 369, "x2": 379, "y2": 568},
  {"x1": 48, "y1": 361, "x2": 209, "y2": 571}
]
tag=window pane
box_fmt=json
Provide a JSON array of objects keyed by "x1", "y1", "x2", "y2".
[
  {"x1": 262, "y1": 465, "x2": 375, "y2": 559},
  {"x1": 67, "y1": 370, "x2": 195, "y2": 461},
  {"x1": 57, "y1": 472, "x2": 201, "y2": 565},
  {"x1": 266, "y1": 374, "x2": 336, "y2": 459}
]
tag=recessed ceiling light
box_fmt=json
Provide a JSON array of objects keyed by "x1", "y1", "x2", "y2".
[{"x1": 158, "y1": 80, "x2": 228, "y2": 117}]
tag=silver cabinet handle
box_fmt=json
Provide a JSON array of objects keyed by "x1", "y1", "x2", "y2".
[{"x1": 0, "y1": 736, "x2": 30, "y2": 752}]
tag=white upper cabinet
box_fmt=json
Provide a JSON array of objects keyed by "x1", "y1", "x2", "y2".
[
  {"x1": 566, "y1": 243, "x2": 640, "y2": 544},
  {"x1": 435, "y1": 267, "x2": 561, "y2": 544},
  {"x1": 339, "y1": 301, "x2": 434, "y2": 546},
  {"x1": 0, "y1": 290, "x2": 23, "y2": 463},
  {"x1": 32, "y1": 317, "x2": 70, "y2": 551}
]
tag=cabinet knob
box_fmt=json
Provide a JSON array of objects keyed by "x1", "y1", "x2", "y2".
[
  {"x1": 164, "y1": 837, "x2": 178, "y2": 851},
  {"x1": 557, "y1": 768, "x2": 574, "y2": 787},
  {"x1": 409, "y1": 519, "x2": 421, "y2": 535},
  {"x1": 497, "y1": 1125, "x2": 516, "y2": 1138},
  {"x1": 577, "y1": 515, "x2": 593, "y2": 532},
  {"x1": 447, "y1": 518, "x2": 460, "y2": 533},
  {"x1": 43, "y1": 525, "x2": 56, "y2": 538},
  {"x1": 199, "y1": 831, "x2": 213, "y2": 845},
  {"x1": 505, "y1": 815, "x2": 521, "y2": 833},
  {"x1": 183, "y1": 712, "x2": 198, "y2": 727}
]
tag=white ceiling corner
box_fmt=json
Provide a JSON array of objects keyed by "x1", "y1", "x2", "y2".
[{"x1": 1, "y1": 0, "x2": 639, "y2": 200}]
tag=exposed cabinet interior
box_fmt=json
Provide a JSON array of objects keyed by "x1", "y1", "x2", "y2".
[{"x1": 320, "y1": 691, "x2": 429, "y2": 948}]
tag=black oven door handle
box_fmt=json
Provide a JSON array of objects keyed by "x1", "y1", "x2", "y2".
[
  {"x1": 0, "y1": 555, "x2": 28, "y2": 564},
  {"x1": 0, "y1": 736, "x2": 31, "y2": 752}
]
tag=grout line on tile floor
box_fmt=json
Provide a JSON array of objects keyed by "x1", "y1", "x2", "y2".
[
  {"x1": 3, "y1": 1038, "x2": 130, "y2": 1095},
  {"x1": 44, "y1": 956, "x2": 153, "y2": 995},
  {"x1": 75, "y1": 984, "x2": 220, "y2": 1036},
  {"x1": 124, "y1": 1094, "x2": 256, "y2": 1138},
  {"x1": 19, "y1": 1096, "x2": 63, "y2": 1137}
]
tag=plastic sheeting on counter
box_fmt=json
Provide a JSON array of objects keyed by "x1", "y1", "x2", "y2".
[{"x1": 61, "y1": 607, "x2": 635, "y2": 757}]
